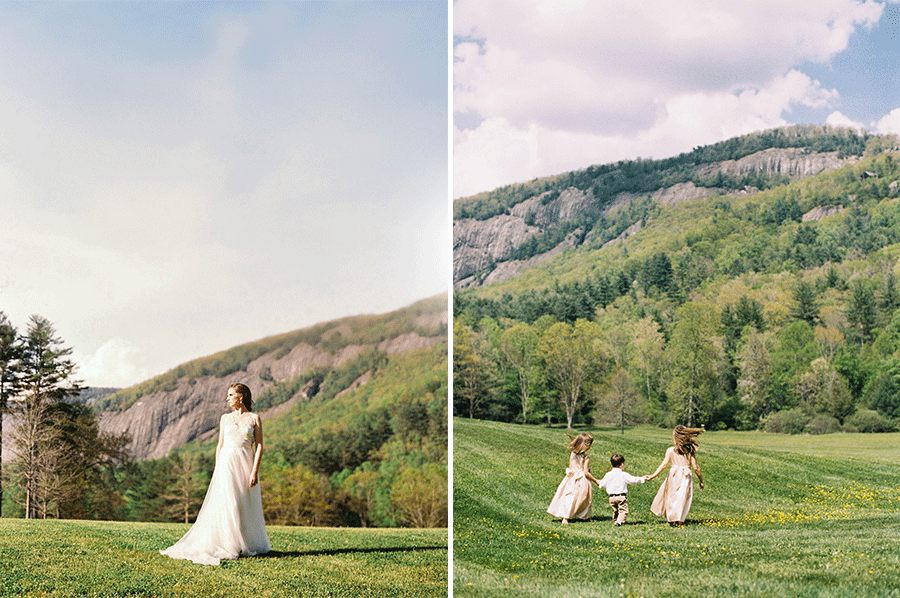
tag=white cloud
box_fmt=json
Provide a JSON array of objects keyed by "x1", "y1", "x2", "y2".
[
  {"x1": 875, "y1": 107, "x2": 900, "y2": 134},
  {"x1": 73, "y1": 339, "x2": 153, "y2": 389},
  {"x1": 453, "y1": 70, "x2": 843, "y2": 198},
  {"x1": 453, "y1": 0, "x2": 884, "y2": 197},
  {"x1": 826, "y1": 110, "x2": 867, "y2": 130}
]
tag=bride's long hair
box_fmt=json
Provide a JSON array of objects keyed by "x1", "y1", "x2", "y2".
[{"x1": 229, "y1": 383, "x2": 253, "y2": 412}]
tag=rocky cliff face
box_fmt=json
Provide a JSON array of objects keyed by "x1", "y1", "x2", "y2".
[
  {"x1": 693, "y1": 148, "x2": 849, "y2": 180},
  {"x1": 454, "y1": 148, "x2": 856, "y2": 287},
  {"x1": 96, "y1": 310, "x2": 447, "y2": 461}
]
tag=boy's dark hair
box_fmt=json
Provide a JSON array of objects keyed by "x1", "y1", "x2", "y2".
[{"x1": 610, "y1": 454, "x2": 625, "y2": 467}]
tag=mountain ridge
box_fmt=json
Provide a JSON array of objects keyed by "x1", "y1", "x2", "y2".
[
  {"x1": 96, "y1": 295, "x2": 447, "y2": 460},
  {"x1": 454, "y1": 146, "x2": 858, "y2": 287}
]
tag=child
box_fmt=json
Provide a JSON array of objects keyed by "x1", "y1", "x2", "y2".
[
  {"x1": 596, "y1": 454, "x2": 646, "y2": 526},
  {"x1": 547, "y1": 433, "x2": 600, "y2": 524},
  {"x1": 646, "y1": 425, "x2": 705, "y2": 526}
]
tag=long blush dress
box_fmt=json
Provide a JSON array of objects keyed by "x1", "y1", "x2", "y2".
[
  {"x1": 547, "y1": 451, "x2": 593, "y2": 521},
  {"x1": 650, "y1": 447, "x2": 694, "y2": 523},
  {"x1": 160, "y1": 412, "x2": 271, "y2": 565}
]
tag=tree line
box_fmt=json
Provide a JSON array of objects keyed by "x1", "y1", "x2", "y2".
[
  {"x1": 454, "y1": 125, "x2": 882, "y2": 221},
  {"x1": 454, "y1": 265, "x2": 900, "y2": 434}
]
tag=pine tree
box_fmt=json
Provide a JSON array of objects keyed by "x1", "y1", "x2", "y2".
[
  {"x1": 846, "y1": 281, "x2": 878, "y2": 345},
  {"x1": 12, "y1": 315, "x2": 82, "y2": 519},
  {"x1": 0, "y1": 313, "x2": 23, "y2": 517},
  {"x1": 789, "y1": 280, "x2": 820, "y2": 326}
]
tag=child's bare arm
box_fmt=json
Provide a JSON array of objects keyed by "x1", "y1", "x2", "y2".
[
  {"x1": 646, "y1": 448, "x2": 672, "y2": 480},
  {"x1": 583, "y1": 456, "x2": 601, "y2": 485},
  {"x1": 692, "y1": 455, "x2": 704, "y2": 489}
]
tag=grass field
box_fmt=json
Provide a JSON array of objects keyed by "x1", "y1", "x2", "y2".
[
  {"x1": 0, "y1": 519, "x2": 447, "y2": 598},
  {"x1": 453, "y1": 418, "x2": 900, "y2": 598}
]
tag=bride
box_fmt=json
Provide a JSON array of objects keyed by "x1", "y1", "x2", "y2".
[{"x1": 160, "y1": 383, "x2": 271, "y2": 565}]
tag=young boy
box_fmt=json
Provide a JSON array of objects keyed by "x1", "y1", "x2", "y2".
[{"x1": 596, "y1": 454, "x2": 647, "y2": 526}]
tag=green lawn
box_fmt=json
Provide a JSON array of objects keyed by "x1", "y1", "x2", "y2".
[
  {"x1": 453, "y1": 418, "x2": 900, "y2": 598},
  {"x1": 0, "y1": 519, "x2": 447, "y2": 598}
]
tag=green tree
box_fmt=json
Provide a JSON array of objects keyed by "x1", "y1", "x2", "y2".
[
  {"x1": 768, "y1": 321, "x2": 817, "y2": 411},
  {"x1": 453, "y1": 321, "x2": 491, "y2": 419},
  {"x1": 11, "y1": 316, "x2": 82, "y2": 519},
  {"x1": 539, "y1": 319, "x2": 605, "y2": 429},
  {"x1": 795, "y1": 358, "x2": 854, "y2": 423},
  {"x1": 737, "y1": 330, "x2": 775, "y2": 422},
  {"x1": 789, "y1": 280, "x2": 820, "y2": 326},
  {"x1": 595, "y1": 365, "x2": 645, "y2": 434},
  {"x1": 863, "y1": 359, "x2": 900, "y2": 420},
  {"x1": 341, "y1": 467, "x2": 380, "y2": 527},
  {"x1": 630, "y1": 317, "x2": 665, "y2": 403},
  {"x1": 880, "y1": 272, "x2": 900, "y2": 316},
  {"x1": 666, "y1": 302, "x2": 720, "y2": 427},
  {"x1": 390, "y1": 463, "x2": 447, "y2": 528},
  {"x1": 845, "y1": 280, "x2": 878, "y2": 344},
  {"x1": 162, "y1": 452, "x2": 208, "y2": 523},
  {"x1": 35, "y1": 401, "x2": 130, "y2": 519},
  {"x1": 500, "y1": 322, "x2": 540, "y2": 423},
  {"x1": 0, "y1": 313, "x2": 23, "y2": 517}
]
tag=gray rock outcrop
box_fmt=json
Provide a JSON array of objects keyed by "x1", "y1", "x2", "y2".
[
  {"x1": 98, "y1": 327, "x2": 446, "y2": 461},
  {"x1": 454, "y1": 148, "x2": 857, "y2": 288}
]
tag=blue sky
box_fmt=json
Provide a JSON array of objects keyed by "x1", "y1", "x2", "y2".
[
  {"x1": 1, "y1": 1, "x2": 448, "y2": 387},
  {"x1": 454, "y1": 0, "x2": 900, "y2": 198}
]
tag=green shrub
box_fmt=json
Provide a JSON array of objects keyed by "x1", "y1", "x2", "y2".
[
  {"x1": 764, "y1": 408, "x2": 809, "y2": 434},
  {"x1": 843, "y1": 409, "x2": 897, "y2": 433},
  {"x1": 805, "y1": 414, "x2": 841, "y2": 435}
]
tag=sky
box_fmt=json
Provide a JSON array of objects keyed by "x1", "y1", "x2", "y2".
[
  {"x1": 1, "y1": 1, "x2": 449, "y2": 388},
  {"x1": 453, "y1": 0, "x2": 900, "y2": 199}
]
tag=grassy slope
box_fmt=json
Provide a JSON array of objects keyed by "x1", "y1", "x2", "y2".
[
  {"x1": 0, "y1": 519, "x2": 447, "y2": 598},
  {"x1": 454, "y1": 418, "x2": 900, "y2": 598}
]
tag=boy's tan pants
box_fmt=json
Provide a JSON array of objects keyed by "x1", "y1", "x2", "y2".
[{"x1": 609, "y1": 494, "x2": 628, "y2": 525}]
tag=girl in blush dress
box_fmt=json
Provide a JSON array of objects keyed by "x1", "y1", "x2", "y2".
[
  {"x1": 646, "y1": 425, "x2": 705, "y2": 526},
  {"x1": 160, "y1": 383, "x2": 271, "y2": 565},
  {"x1": 547, "y1": 433, "x2": 601, "y2": 524}
]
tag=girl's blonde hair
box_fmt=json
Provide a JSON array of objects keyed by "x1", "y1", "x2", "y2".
[
  {"x1": 566, "y1": 432, "x2": 594, "y2": 454},
  {"x1": 673, "y1": 425, "x2": 703, "y2": 457}
]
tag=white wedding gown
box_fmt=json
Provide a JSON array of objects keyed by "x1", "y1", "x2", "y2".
[{"x1": 160, "y1": 412, "x2": 271, "y2": 565}]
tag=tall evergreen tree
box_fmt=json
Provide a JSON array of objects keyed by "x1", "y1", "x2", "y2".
[
  {"x1": 789, "y1": 280, "x2": 820, "y2": 326},
  {"x1": 880, "y1": 272, "x2": 900, "y2": 316},
  {"x1": 846, "y1": 280, "x2": 878, "y2": 345},
  {"x1": 12, "y1": 315, "x2": 82, "y2": 519},
  {"x1": 0, "y1": 313, "x2": 23, "y2": 517}
]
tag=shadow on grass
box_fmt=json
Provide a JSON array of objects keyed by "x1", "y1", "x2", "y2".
[{"x1": 260, "y1": 545, "x2": 447, "y2": 558}]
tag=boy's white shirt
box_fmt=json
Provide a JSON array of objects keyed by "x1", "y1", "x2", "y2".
[{"x1": 597, "y1": 467, "x2": 645, "y2": 495}]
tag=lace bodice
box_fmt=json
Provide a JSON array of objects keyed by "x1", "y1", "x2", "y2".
[{"x1": 222, "y1": 412, "x2": 256, "y2": 449}]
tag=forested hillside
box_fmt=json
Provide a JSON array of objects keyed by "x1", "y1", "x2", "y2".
[
  {"x1": 2, "y1": 296, "x2": 448, "y2": 528},
  {"x1": 454, "y1": 126, "x2": 900, "y2": 436}
]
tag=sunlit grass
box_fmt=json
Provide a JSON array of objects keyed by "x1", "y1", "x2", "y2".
[
  {"x1": 0, "y1": 519, "x2": 447, "y2": 598},
  {"x1": 454, "y1": 419, "x2": 900, "y2": 597}
]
